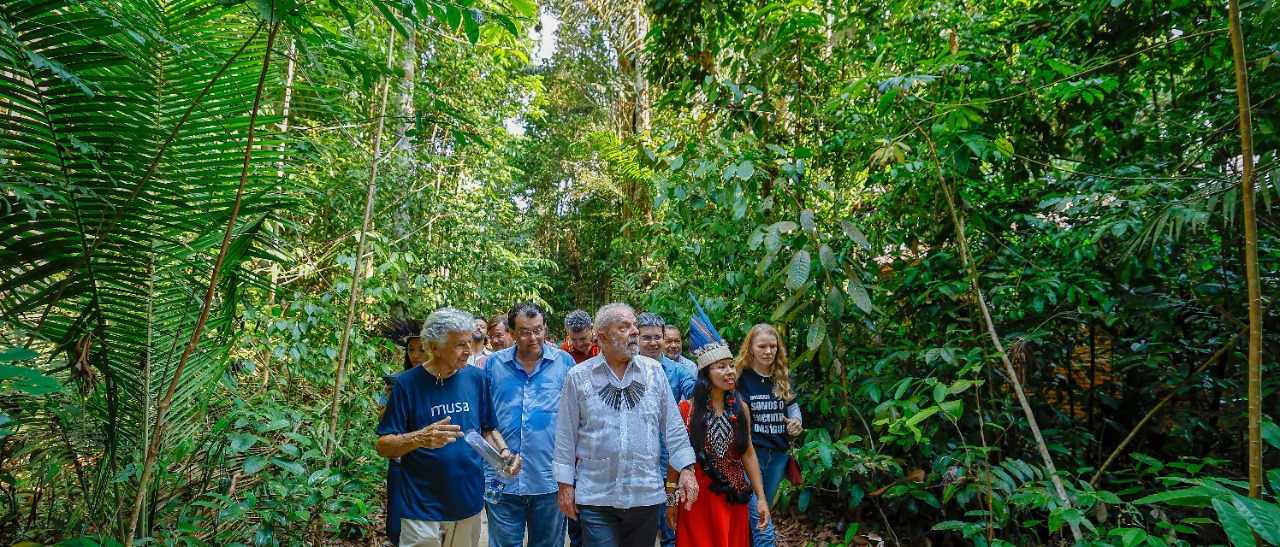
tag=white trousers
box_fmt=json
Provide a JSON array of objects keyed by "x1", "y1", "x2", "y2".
[{"x1": 399, "y1": 513, "x2": 482, "y2": 547}]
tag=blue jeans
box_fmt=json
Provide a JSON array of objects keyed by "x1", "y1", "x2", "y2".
[
  {"x1": 578, "y1": 504, "x2": 662, "y2": 547},
  {"x1": 748, "y1": 448, "x2": 790, "y2": 547},
  {"x1": 486, "y1": 492, "x2": 565, "y2": 547}
]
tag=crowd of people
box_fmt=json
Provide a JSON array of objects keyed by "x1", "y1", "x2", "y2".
[{"x1": 375, "y1": 301, "x2": 803, "y2": 547}]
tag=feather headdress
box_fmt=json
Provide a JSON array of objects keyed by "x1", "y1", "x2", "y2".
[
  {"x1": 379, "y1": 317, "x2": 424, "y2": 349},
  {"x1": 688, "y1": 294, "x2": 733, "y2": 369}
]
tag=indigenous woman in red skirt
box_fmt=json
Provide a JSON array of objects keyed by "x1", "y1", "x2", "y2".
[{"x1": 665, "y1": 302, "x2": 770, "y2": 546}]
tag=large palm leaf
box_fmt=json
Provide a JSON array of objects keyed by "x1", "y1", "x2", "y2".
[{"x1": 1, "y1": 0, "x2": 285, "y2": 536}]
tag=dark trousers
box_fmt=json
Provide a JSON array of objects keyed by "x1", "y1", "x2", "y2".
[
  {"x1": 567, "y1": 514, "x2": 582, "y2": 547},
  {"x1": 578, "y1": 504, "x2": 663, "y2": 547}
]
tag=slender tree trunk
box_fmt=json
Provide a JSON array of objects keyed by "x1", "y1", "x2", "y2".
[
  {"x1": 126, "y1": 21, "x2": 280, "y2": 544},
  {"x1": 324, "y1": 26, "x2": 399, "y2": 458},
  {"x1": 910, "y1": 117, "x2": 1083, "y2": 543},
  {"x1": 1227, "y1": 0, "x2": 1263, "y2": 499}
]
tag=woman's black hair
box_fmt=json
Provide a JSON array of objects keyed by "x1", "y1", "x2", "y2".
[{"x1": 687, "y1": 366, "x2": 752, "y2": 503}]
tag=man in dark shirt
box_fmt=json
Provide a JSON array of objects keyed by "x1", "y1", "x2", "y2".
[{"x1": 377, "y1": 308, "x2": 520, "y2": 547}]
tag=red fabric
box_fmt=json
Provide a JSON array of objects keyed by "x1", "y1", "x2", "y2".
[
  {"x1": 558, "y1": 340, "x2": 600, "y2": 364},
  {"x1": 675, "y1": 401, "x2": 751, "y2": 547}
]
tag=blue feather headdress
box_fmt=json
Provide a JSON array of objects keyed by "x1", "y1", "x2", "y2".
[{"x1": 688, "y1": 294, "x2": 733, "y2": 369}]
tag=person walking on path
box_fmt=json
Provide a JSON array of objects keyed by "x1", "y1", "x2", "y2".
[
  {"x1": 483, "y1": 302, "x2": 577, "y2": 547},
  {"x1": 559, "y1": 309, "x2": 601, "y2": 364},
  {"x1": 377, "y1": 308, "x2": 521, "y2": 547},
  {"x1": 553, "y1": 303, "x2": 699, "y2": 547},
  {"x1": 662, "y1": 325, "x2": 698, "y2": 377},
  {"x1": 635, "y1": 311, "x2": 694, "y2": 547},
  {"x1": 665, "y1": 322, "x2": 770, "y2": 547},
  {"x1": 733, "y1": 323, "x2": 803, "y2": 547},
  {"x1": 467, "y1": 315, "x2": 492, "y2": 368}
]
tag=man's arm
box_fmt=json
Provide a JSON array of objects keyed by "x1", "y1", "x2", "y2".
[
  {"x1": 376, "y1": 417, "x2": 462, "y2": 458},
  {"x1": 554, "y1": 372, "x2": 582, "y2": 519}
]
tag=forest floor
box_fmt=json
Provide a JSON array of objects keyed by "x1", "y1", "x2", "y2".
[{"x1": 347, "y1": 493, "x2": 884, "y2": 547}]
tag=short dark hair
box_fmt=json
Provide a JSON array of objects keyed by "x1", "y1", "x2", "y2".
[
  {"x1": 564, "y1": 310, "x2": 592, "y2": 333},
  {"x1": 664, "y1": 325, "x2": 682, "y2": 335},
  {"x1": 488, "y1": 314, "x2": 508, "y2": 329},
  {"x1": 636, "y1": 312, "x2": 665, "y2": 329},
  {"x1": 507, "y1": 302, "x2": 546, "y2": 332}
]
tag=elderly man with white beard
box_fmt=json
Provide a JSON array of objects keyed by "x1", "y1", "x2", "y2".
[{"x1": 553, "y1": 303, "x2": 699, "y2": 547}]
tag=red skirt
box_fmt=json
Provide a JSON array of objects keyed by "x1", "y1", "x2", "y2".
[{"x1": 675, "y1": 464, "x2": 750, "y2": 547}]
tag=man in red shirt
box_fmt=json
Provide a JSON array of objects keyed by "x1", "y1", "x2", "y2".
[{"x1": 558, "y1": 310, "x2": 600, "y2": 364}]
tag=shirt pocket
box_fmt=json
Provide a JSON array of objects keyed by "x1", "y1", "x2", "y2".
[{"x1": 576, "y1": 456, "x2": 615, "y2": 487}]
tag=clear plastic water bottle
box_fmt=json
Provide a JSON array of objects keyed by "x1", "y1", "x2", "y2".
[
  {"x1": 464, "y1": 430, "x2": 516, "y2": 482},
  {"x1": 483, "y1": 477, "x2": 504, "y2": 505}
]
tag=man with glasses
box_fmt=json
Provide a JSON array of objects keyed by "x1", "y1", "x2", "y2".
[
  {"x1": 482, "y1": 302, "x2": 576, "y2": 547},
  {"x1": 559, "y1": 310, "x2": 600, "y2": 364},
  {"x1": 636, "y1": 312, "x2": 694, "y2": 404},
  {"x1": 635, "y1": 312, "x2": 694, "y2": 547}
]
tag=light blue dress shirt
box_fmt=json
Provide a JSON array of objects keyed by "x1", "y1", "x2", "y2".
[
  {"x1": 485, "y1": 343, "x2": 575, "y2": 496},
  {"x1": 659, "y1": 355, "x2": 696, "y2": 402},
  {"x1": 553, "y1": 354, "x2": 696, "y2": 509}
]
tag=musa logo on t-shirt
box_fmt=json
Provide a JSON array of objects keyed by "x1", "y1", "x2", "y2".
[
  {"x1": 430, "y1": 401, "x2": 471, "y2": 418},
  {"x1": 748, "y1": 395, "x2": 787, "y2": 435}
]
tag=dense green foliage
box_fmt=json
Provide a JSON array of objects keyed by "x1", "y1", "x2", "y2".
[{"x1": 2, "y1": 0, "x2": 1279, "y2": 545}]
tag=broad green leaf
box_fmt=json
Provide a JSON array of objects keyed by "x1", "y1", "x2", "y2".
[
  {"x1": 736, "y1": 160, "x2": 754, "y2": 180},
  {"x1": 819, "y1": 244, "x2": 837, "y2": 271},
  {"x1": 1229, "y1": 494, "x2": 1280, "y2": 544},
  {"x1": 840, "y1": 219, "x2": 871, "y2": 249},
  {"x1": 272, "y1": 457, "x2": 307, "y2": 475},
  {"x1": 847, "y1": 282, "x2": 873, "y2": 314},
  {"x1": 1212, "y1": 498, "x2": 1257, "y2": 547},
  {"x1": 229, "y1": 433, "x2": 258, "y2": 453},
  {"x1": 0, "y1": 348, "x2": 38, "y2": 362},
  {"x1": 940, "y1": 399, "x2": 963, "y2": 420},
  {"x1": 799, "y1": 209, "x2": 815, "y2": 232},
  {"x1": 1133, "y1": 486, "x2": 1214, "y2": 507},
  {"x1": 785, "y1": 250, "x2": 811, "y2": 291},
  {"x1": 797, "y1": 489, "x2": 811, "y2": 511},
  {"x1": 243, "y1": 456, "x2": 269, "y2": 474}
]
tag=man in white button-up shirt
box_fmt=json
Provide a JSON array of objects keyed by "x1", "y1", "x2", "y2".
[{"x1": 553, "y1": 303, "x2": 700, "y2": 547}]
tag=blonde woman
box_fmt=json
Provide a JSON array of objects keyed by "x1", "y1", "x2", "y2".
[{"x1": 734, "y1": 324, "x2": 802, "y2": 547}]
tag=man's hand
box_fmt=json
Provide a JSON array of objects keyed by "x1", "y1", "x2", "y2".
[
  {"x1": 665, "y1": 505, "x2": 679, "y2": 530},
  {"x1": 677, "y1": 468, "x2": 699, "y2": 510},
  {"x1": 784, "y1": 416, "x2": 803, "y2": 437},
  {"x1": 412, "y1": 417, "x2": 462, "y2": 449},
  {"x1": 755, "y1": 497, "x2": 771, "y2": 530},
  {"x1": 558, "y1": 483, "x2": 579, "y2": 520},
  {"x1": 504, "y1": 454, "x2": 523, "y2": 476}
]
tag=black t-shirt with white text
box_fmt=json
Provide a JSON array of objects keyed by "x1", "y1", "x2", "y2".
[{"x1": 738, "y1": 367, "x2": 793, "y2": 452}]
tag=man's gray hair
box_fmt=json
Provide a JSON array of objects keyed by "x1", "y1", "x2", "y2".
[
  {"x1": 594, "y1": 303, "x2": 635, "y2": 332},
  {"x1": 421, "y1": 307, "x2": 475, "y2": 345},
  {"x1": 564, "y1": 310, "x2": 593, "y2": 333},
  {"x1": 636, "y1": 312, "x2": 665, "y2": 329}
]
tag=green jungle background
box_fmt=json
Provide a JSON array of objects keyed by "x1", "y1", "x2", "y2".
[{"x1": 2, "y1": 0, "x2": 1278, "y2": 545}]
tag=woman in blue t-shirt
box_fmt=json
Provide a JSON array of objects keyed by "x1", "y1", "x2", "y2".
[{"x1": 734, "y1": 323, "x2": 803, "y2": 547}]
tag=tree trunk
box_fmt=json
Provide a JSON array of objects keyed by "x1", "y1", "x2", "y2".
[
  {"x1": 325, "y1": 26, "x2": 400, "y2": 458},
  {"x1": 1226, "y1": 0, "x2": 1263, "y2": 499}
]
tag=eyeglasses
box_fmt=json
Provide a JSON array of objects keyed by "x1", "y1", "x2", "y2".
[
  {"x1": 639, "y1": 335, "x2": 663, "y2": 343},
  {"x1": 517, "y1": 326, "x2": 546, "y2": 338}
]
